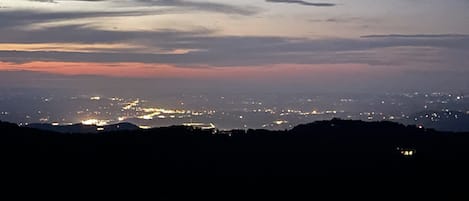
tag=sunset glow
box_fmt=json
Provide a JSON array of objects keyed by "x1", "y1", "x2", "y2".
[
  {"x1": 0, "y1": 1, "x2": 467, "y2": 96},
  {"x1": 0, "y1": 61, "x2": 375, "y2": 79}
]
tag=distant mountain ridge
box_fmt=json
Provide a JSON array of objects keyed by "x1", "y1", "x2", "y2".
[{"x1": 26, "y1": 122, "x2": 140, "y2": 133}]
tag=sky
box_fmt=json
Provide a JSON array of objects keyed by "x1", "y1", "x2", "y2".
[{"x1": 0, "y1": 0, "x2": 469, "y2": 92}]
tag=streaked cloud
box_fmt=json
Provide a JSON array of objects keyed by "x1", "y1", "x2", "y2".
[
  {"x1": 28, "y1": 0, "x2": 259, "y2": 15},
  {"x1": 265, "y1": 0, "x2": 335, "y2": 7},
  {"x1": 1, "y1": 28, "x2": 468, "y2": 70},
  {"x1": 0, "y1": 0, "x2": 468, "y2": 80},
  {"x1": 361, "y1": 34, "x2": 469, "y2": 38}
]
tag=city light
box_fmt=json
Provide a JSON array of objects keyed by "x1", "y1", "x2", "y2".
[
  {"x1": 81, "y1": 119, "x2": 109, "y2": 126},
  {"x1": 2, "y1": 92, "x2": 468, "y2": 131},
  {"x1": 273, "y1": 120, "x2": 288, "y2": 125},
  {"x1": 139, "y1": 125, "x2": 152, "y2": 129},
  {"x1": 90, "y1": 96, "x2": 101, "y2": 101}
]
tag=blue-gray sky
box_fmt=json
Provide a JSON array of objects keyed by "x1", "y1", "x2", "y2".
[{"x1": 0, "y1": 0, "x2": 468, "y2": 91}]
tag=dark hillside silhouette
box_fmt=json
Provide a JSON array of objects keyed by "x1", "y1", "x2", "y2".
[
  {"x1": 1, "y1": 119, "x2": 469, "y2": 176},
  {"x1": 26, "y1": 122, "x2": 140, "y2": 133}
]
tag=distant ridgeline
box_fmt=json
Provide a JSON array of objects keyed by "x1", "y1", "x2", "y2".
[
  {"x1": 1, "y1": 119, "x2": 469, "y2": 176},
  {"x1": 26, "y1": 122, "x2": 140, "y2": 134}
]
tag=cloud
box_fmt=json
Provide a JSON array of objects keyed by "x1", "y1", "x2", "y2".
[
  {"x1": 28, "y1": 0, "x2": 258, "y2": 15},
  {"x1": 1, "y1": 1, "x2": 469, "y2": 70},
  {"x1": 308, "y1": 17, "x2": 364, "y2": 23},
  {"x1": 0, "y1": 24, "x2": 213, "y2": 44},
  {"x1": 361, "y1": 34, "x2": 469, "y2": 38},
  {"x1": 135, "y1": 0, "x2": 259, "y2": 15},
  {"x1": 1, "y1": 26, "x2": 469, "y2": 68},
  {"x1": 265, "y1": 0, "x2": 335, "y2": 7},
  {"x1": 0, "y1": 10, "x2": 164, "y2": 28},
  {"x1": 29, "y1": 0, "x2": 58, "y2": 2}
]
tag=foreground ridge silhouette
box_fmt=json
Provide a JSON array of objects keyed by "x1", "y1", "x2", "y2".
[{"x1": 1, "y1": 119, "x2": 469, "y2": 176}]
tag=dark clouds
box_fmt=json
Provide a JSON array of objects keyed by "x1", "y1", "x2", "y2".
[
  {"x1": 0, "y1": 24, "x2": 213, "y2": 44},
  {"x1": 1, "y1": 21, "x2": 468, "y2": 68},
  {"x1": 28, "y1": 0, "x2": 259, "y2": 15},
  {"x1": 265, "y1": 0, "x2": 335, "y2": 7},
  {"x1": 0, "y1": 0, "x2": 465, "y2": 93},
  {"x1": 29, "y1": 0, "x2": 58, "y2": 2},
  {"x1": 133, "y1": 0, "x2": 259, "y2": 15},
  {"x1": 361, "y1": 34, "x2": 469, "y2": 38},
  {"x1": 1, "y1": 1, "x2": 468, "y2": 72},
  {"x1": 0, "y1": 10, "x2": 165, "y2": 28}
]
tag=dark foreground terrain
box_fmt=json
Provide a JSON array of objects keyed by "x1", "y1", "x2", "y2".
[{"x1": 1, "y1": 119, "x2": 469, "y2": 176}]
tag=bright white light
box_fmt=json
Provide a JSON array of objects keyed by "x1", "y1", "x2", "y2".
[
  {"x1": 123, "y1": 99, "x2": 140, "y2": 110},
  {"x1": 183, "y1": 122, "x2": 216, "y2": 130},
  {"x1": 140, "y1": 115, "x2": 153, "y2": 120},
  {"x1": 139, "y1": 125, "x2": 151, "y2": 129},
  {"x1": 401, "y1": 151, "x2": 415, "y2": 156},
  {"x1": 81, "y1": 119, "x2": 109, "y2": 126},
  {"x1": 273, "y1": 120, "x2": 288, "y2": 125}
]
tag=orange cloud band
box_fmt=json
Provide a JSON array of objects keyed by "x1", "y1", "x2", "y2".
[{"x1": 0, "y1": 61, "x2": 376, "y2": 80}]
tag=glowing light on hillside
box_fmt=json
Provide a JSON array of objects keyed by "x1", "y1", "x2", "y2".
[
  {"x1": 139, "y1": 115, "x2": 153, "y2": 120},
  {"x1": 402, "y1": 151, "x2": 414, "y2": 156},
  {"x1": 81, "y1": 119, "x2": 109, "y2": 126},
  {"x1": 123, "y1": 99, "x2": 140, "y2": 110},
  {"x1": 139, "y1": 125, "x2": 151, "y2": 129},
  {"x1": 183, "y1": 123, "x2": 216, "y2": 130},
  {"x1": 397, "y1": 147, "x2": 416, "y2": 157},
  {"x1": 273, "y1": 120, "x2": 288, "y2": 125}
]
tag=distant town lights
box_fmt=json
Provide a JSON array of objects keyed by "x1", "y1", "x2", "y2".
[
  {"x1": 139, "y1": 125, "x2": 151, "y2": 129},
  {"x1": 273, "y1": 120, "x2": 288, "y2": 125},
  {"x1": 143, "y1": 115, "x2": 154, "y2": 120},
  {"x1": 90, "y1": 96, "x2": 101, "y2": 101},
  {"x1": 81, "y1": 119, "x2": 109, "y2": 126}
]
